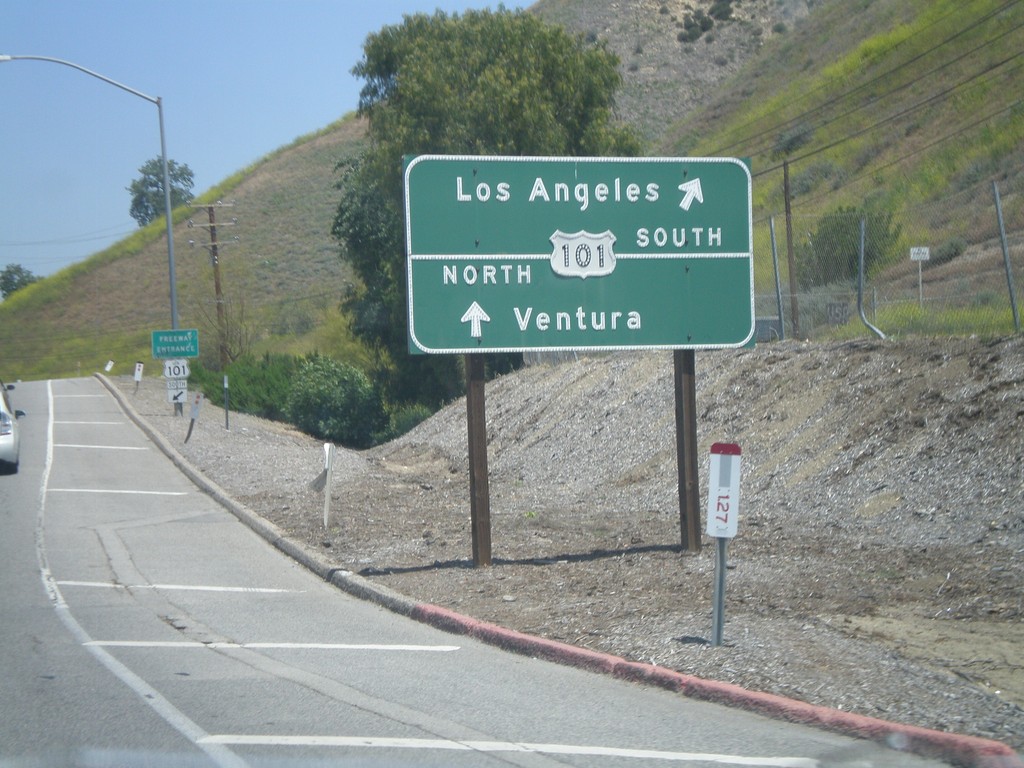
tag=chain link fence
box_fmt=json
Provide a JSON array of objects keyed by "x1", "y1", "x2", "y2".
[{"x1": 754, "y1": 176, "x2": 1023, "y2": 341}]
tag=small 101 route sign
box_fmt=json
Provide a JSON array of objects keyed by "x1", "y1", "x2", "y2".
[{"x1": 404, "y1": 155, "x2": 754, "y2": 354}]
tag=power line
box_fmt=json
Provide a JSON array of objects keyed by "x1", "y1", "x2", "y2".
[
  {"x1": 709, "y1": 0, "x2": 1022, "y2": 157},
  {"x1": 752, "y1": 52, "x2": 1023, "y2": 179},
  {"x1": 786, "y1": 97, "x2": 1023, "y2": 212},
  {"x1": 0, "y1": 224, "x2": 136, "y2": 247},
  {"x1": 727, "y1": 15, "x2": 1024, "y2": 160}
]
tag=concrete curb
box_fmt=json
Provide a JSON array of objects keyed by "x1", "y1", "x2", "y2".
[{"x1": 98, "y1": 374, "x2": 1021, "y2": 768}]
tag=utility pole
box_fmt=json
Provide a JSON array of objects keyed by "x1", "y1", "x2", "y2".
[{"x1": 188, "y1": 202, "x2": 237, "y2": 370}]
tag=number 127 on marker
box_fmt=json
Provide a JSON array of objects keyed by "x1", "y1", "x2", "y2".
[{"x1": 706, "y1": 443, "x2": 741, "y2": 538}]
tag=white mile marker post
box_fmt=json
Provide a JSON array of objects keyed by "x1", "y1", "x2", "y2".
[{"x1": 707, "y1": 442, "x2": 741, "y2": 647}]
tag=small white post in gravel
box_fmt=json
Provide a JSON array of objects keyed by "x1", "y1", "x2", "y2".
[{"x1": 312, "y1": 443, "x2": 336, "y2": 528}]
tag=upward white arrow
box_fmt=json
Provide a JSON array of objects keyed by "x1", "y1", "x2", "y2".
[
  {"x1": 678, "y1": 178, "x2": 704, "y2": 211},
  {"x1": 460, "y1": 301, "x2": 491, "y2": 339}
]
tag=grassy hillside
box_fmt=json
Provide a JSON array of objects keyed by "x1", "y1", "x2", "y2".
[
  {"x1": 536, "y1": 0, "x2": 1023, "y2": 335},
  {"x1": 0, "y1": 114, "x2": 370, "y2": 381},
  {"x1": 661, "y1": 0, "x2": 1023, "y2": 221},
  {"x1": 2, "y1": 0, "x2": 1021, "y2": 380}
]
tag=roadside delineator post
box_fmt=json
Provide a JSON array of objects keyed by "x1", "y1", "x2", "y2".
[
  {"x1": 310, "y1": 443, "x2": 337, "y2": 528},
  {"x1": 184, "y1": 392, "x2": 202, "y2": 443}
]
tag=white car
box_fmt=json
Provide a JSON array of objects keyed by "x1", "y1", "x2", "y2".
[{"x1": 0, "y1": 381, "x2": 20, "y2": 473}]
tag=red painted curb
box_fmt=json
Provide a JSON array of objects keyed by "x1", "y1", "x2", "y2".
[{"x1": 410, "y1": 601, "x2": 1020, "y2": 768}]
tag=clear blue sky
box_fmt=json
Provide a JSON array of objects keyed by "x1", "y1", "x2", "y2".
[{"x1": 1, "y1": 1, "x2": 526, "y2": 279}]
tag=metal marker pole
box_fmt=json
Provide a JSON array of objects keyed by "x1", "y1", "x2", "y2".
[
  {"x1": 712, "y1": 537, "x2": 727, "y2": 646},
  {"x1": 223, "y1": 375, "x2": 229, "y2": 431},
  {"x1": 921, "y1": 257, "x2": 929, "y2": 309},
  {"x1": 994, "y1": 181, "x2": 1021, "y2": 332},
  {"x1": 769, "y1": 216, "x2": 786, "y2": 340},
  {"x1": 858, "y1": 219, "x2": 886, "y2": 339}
]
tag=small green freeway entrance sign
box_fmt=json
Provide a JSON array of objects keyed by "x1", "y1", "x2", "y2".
[
  {"x1": 404, "y1": 155, "x2": 754, "y2": 354},
  {"x1": 151, "y1": 328, "x2": 199, "y2": 359}
]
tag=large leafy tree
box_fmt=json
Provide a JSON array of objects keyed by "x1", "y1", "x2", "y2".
[
  {"x1": 127, "y1": 157, "x2": 194, "y2": 227},
  {"x1": 334, "y1": 8, "x2": 640, "y2": 406}
]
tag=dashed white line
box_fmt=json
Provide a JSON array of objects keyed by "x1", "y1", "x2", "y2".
[
  {"x1": 54, "y1": 443, "x2": 149, "y2": 450},
  {"x1": 57, "y1": 580, "x2": 296, "y2": 593},
  {"x1": 54, "y1": 420, "x2": 125, "y2": 425},
  {"x1": 48, "y1": 488, "x2": 187, "y2": 496},
  {"x1": 86, "y1": 641, "x2": 460, "y2": 652},
  {"x1": 40, "y1": 381, "x2": 247, "y2": 768}
]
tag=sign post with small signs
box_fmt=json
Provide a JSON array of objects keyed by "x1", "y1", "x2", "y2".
[
  {"x1": 707, "y1": 442, "x2": 741, "y2": 646},
  {"x1": 163, "y1": 358, "x2": 190, "y2": 405}
]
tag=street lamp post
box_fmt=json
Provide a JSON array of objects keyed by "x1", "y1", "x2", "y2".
[{"x1": 0, "y1": 54, "x2": 179, "y2": 330}]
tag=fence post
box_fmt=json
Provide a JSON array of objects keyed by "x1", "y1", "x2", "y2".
[
  {"x1": 993, "y1": 181, "x2": 1021, "y2": 333},
  {"x1": 769, "y1": 217, "x2": 786, "y2": 341},
  {"x1": 783, "y1": 161, "x2": 801, "y2": 337},
  {"x1": 858, "y1": 219, "x2": 886, "y2": 340}
]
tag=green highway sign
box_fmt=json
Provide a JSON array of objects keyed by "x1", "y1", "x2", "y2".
[
  {"x1": 151, "y1": 328, "x2": 199, "y2": 359},
  {"x1": 404, "y1": 155, "x2": 754, "y2": 354}
]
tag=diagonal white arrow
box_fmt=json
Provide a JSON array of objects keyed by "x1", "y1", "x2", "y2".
[
  {"x1": 460, "y1": 301, "x2": 491, "y2": 339},
  {"x1": 678, "y1": 177, "x2": 704, "y2": 211}
]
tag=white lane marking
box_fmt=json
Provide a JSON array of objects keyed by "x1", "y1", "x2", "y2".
[
  {"x1": 54, "y1": 444, "x2": 149, "y2": 450},
  {"x1": 39, "y1": 381, "x2": 247, "y2": 768},
  {"x1": 56, "y1": 580, "x2": 297, "y2": 593},
  {"x1": 48, "y1": 488, "x2": 188, "y2": 496},
  {"x1": 199, "y1": 736, "x2": 818, "y2": 766},
  {"x1": 54, "y1": 421, "x2": 125, "y2": 425},
  {"x1": 87, "y1": 641, "x2": 460, "y2": 652}
]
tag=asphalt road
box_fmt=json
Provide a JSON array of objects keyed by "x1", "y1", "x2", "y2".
[{"x1": 0, "y1": 377, "x2": 951, "y2": 767}]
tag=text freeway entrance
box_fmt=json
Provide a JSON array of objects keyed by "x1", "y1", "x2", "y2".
[{"x1": 404, "y1": 155, "x2": 754, "y2": 353}]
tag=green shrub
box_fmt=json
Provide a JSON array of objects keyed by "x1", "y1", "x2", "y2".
[
  {"x1": 931, "y1": 237, "x2": 966, "y2": 266},
  {"x1": 709, "y1": 1, "x2": 733, "y2": 21},
  {"x1": 773, "y1": 122, "x2": 814, "y2": 158},
  {"x1": 285, "y1": 354, "x2": 386, "y2": 448},
  {"x1": 791, "y1": 161, "x2": 841, "y2": 196},
  {"x1": 375, "y1": 403, "x2": 435, "y2": 444},
  {"x1": 192, "y1": 354, "x2": 299, "y2": 422}
]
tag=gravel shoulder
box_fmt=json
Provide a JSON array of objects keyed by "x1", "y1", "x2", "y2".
[{"x1": 112, "y1": 337, "x2": 1024, "y2": 756}]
